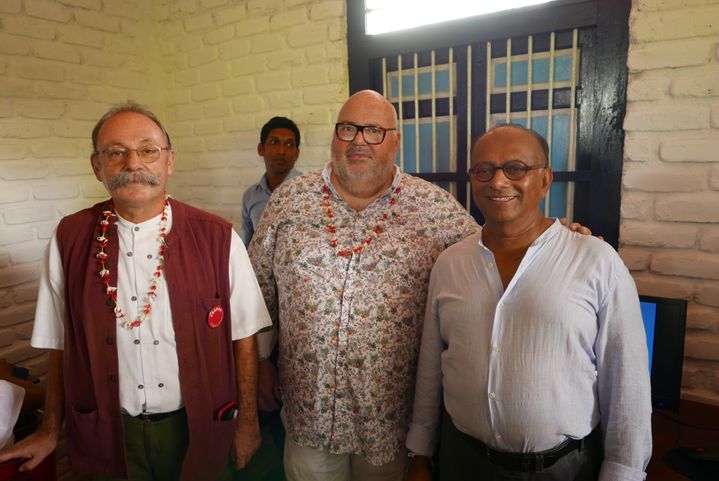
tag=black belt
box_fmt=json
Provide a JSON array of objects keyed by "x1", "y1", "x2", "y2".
[
  {"x1": 461, "y1": 428, "x2": 593, "y2": 472},
  {"x1": 132, "y1": 407, "x2": 185, "y2": 423}
]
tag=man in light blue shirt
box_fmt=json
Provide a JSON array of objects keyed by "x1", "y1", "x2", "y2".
[
  {"x1": 406, "y1": 124, "x2": 652, "y2": 481},
  {"x1": 240, "y1": 117, "x2": 301, "y2": 246}
]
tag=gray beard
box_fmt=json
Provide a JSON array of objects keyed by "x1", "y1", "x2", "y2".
[{"x1": 331, "y1": 147, "x2": 394, "y2": 197}]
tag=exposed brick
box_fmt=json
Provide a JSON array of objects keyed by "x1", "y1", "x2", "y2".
[
  {"x1": 15, "y1": 59, "x2": 64, "y2": 82},
  {"x1": 711, "y1": 165, "x2": 719, "y2": 191},
  {"x1": 651, "y1": 251, "x2": 719, "y2": 280},
  {"x1": 2, "y1": 16, "x2": 57, "y2": 40},
  {"x1": 267, "y1": 91, "x2": 304, "y2": 109},
  {"x1": 634, "y1": 0, "x2": 712, "y2": 11},
  {"x1": 327, "y1": 63, "x2": 345, "y2": 83},
  {"x1": 34, "y1": 81, "x2": 88, "y2": 100},
  {"x1": 232, "y1": 95, "x2": 265, "y2": 114},
  {"x1": 191, "y1": 151, "x2": 229, "y2": 170},
  {"x1": 327, "y1": 19, "x2": 344, "y2": 41},
  {"x1": 203, "y1": 101, "x2": 231, "y2": 119},
  {"x1": 81, "y1": 180, "x2": 109, "y2": 198},
  {"x1": 13, "y1": 322, "x2": 34, "y2": 341},
  {"x1": 190, "y1": 84, "x2": 219, "y2": 101},
  {"x1": 626, "y1": 71, "x2": 670, "y2": 101},
  {"x1": 624, "y1": 100, "x2": 710, "y2": 131},
  {"x1": 58, "y1": 0, "x2": 102, "y2": 8},
  {"x1": 618, "y1": 247, "x2": 651, "y2": 271},
  {"x1": 655, "y1": 194, "x2": 719, "y2": 223},
  {"x1": 188, "y1": 46, "x2": 218, "y2": 67},
  {"x1": 291, "y1": 66, "x2": 329, "y2": 87},
  {"x1": 266, "y1": 50, "x2": 304, "y2": 70},
  {"x1": 235, "y1": 17, "x2": 270, "y2": 37},
  {"x1": 223, "y1": 116, "x2": 255, "y2": 132},
  {"x1": 106, "y1": 70, "x2": 148, "y2": 90},
  {"x1": 0, "y1": 78, "x2": 33, "y2": 98},
  {"x1": 174, "y1": 137, "x2": 205, "y2": 154},
  {"x1": 247, "y1": 0, "x2": 283, "y2": 17},
  {"x1": 204, "y1": 25, "x2": 236, "y2": 45},
  {"x1": 222, "y1": 78, "x2": 254, "y2": 97},
  {"x1": 0, "y1": 185, "x2": 29, "y2": 205},
  {"x1": 303, "y1": 83, "x2": 345, "y2": 105},
  {"x1": 660, "y1": 133, "x2": 719, "y2": 162},
  {"x1": 621, "y1": 222, "x2": 697, "y2": 248},
  {"x1": 199, "y1": 62, "x2": 229, "y2": 82},
  {"x1": 270, "y1": 9, "x2": 308, "y2": 30},
  {"x1": 624, "y1": 133, "x2": 659, "y2": 162},
  {"x1": 10, "y1": 244, "x2": 44, "y2": 264},
  {"x1": 218, "y1": 38, "x2": 251, "y2": 60},
  {"x1": 255, "y1": 72, "x2": 291, "y2": 92},
  {"x1": 194, "y1": 119, "x2": 223, "y2": 136},
  {"x1": 685, "y1": 336, "x2": 719, "y2": 362},
  {"x1": 14, "y1": 99, "x2": 65, "y2": 120},
  {"x1": 291, "y1": 107, "x2": 332, "y2": 125},
  {"x1": 170, "y1": 0, "x2": 198, "y2": 16},
  {"x1": 33, "y1": 183, "x2": 79, "y2": 200},
  {"x1": 0, "y1": 329, "x2": 14, "y2": 347},
  {"x1": 52, "y1": 160, "x2": 92, "y2": 177},
  {"x1": 305, "y1": 45, "x2": 328, "y2": 64},
  {"x1": 622, "y1": 164, "x2": 706, "y2": 192},
  {"x1": 0, "y1": 265, "x2": 40, "y2": 288},
  {"x1": 631, "y1": 6, "x2": 719, "y2": 42},
  {"x1": 628, "y1": 38, "x2": 712, "y2": 71},
  {"x1": 0, "y1": 0, "x2": 21, "y2": 13},
  {"x1": 32, "y1": 141, "x2": 79, "y2": 159},
  {"x1": 687, "y1": 304, "x2": 719, "y2": 331},
  {"x1": 201, "y1": 0, "x2": 229, "y2": 8},
  {"x1": 671, "y1": 65, "x2": 719, "y2": 98},
  {"x1": 697, "y1": 282, "x2": 719, "y2": 307},
  {"x1": 166, "y1": 89, "x2": 191, "y2": 106},
  {"x1": 250, "y1": 33, "x2": 286, "y2": 53},
  {"x1": 711, "y1": 103, "x2": 719, "y2": 129},
  {"x1": 25, "y1": 0, "x2": 73, "y2": 23},
  {"x1": 104, "y1": 0, "x2": 143, "y2": 20},
  {"x1": 327, "y1": 41, "x2": 344, "y2": 60},
  {"x1": 213, "y1": 5, "x2": 247, "y2": 26},
  {"x1": 0, "y1": 121, "x2": 53, "y2": 139},
  {"x1": 185, "y1": 13, "x2": 214, "y2": 32},
  {"x1": 174, "y1": 104, "x2": 204, "y2": 122},
  {"x1": 701, "y1": 228, "x2": 719, "y2": 253},
  {"x1": 631, "y1": 272, "x2": 694, "y2": 299},
  {"x1": 0, "y1": 304, "x2": 36, "y2": 329},
  {"x1": 3, "y1": 206, "x2": 56, "y2": 226},
  {"x1": 13, "y1": 283, "x2": 39, "y2": 304},
  {"x1": 310, "y1": 1, "x2": 344, "y2": 20},
  {"x1": 0, "y1": 33, "x2": 31, "y2": 55},
  {"x1": 174, "y1": 69, "x2": 200, "y2": 87},
  {"x1": 231, "y1": 55, "x2": 266, "y2": 76},
  {"x1": 75, "y1": 10, "x2": 122, "y2": 33},
  {"x1": 287, "y1": 24, "x2": 326, "y2": 47}
]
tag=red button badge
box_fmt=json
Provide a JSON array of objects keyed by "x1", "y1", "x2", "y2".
[{"x1": 207, "y1": 305, "x2": 224, "y2": 328}]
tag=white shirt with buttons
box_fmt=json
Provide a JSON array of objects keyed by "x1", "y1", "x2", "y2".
[{"x1": 31, "y1": 204, "x2": 271, "y2": 416}]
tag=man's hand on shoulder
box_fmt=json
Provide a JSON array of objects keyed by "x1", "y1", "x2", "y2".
[
  {"x1": 232, "y1": 416, "x2": 261, "y2": 470},
  {"x1": 559, "y1": 217, "x2": 604, "y2": 240},
  {"x1": 0, "y1": 426, "x2": 58, "y2": 471}
]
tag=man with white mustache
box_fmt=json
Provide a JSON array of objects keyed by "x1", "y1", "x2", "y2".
[{"x1": 0, "y1": 102, "x2": 272, "y2": 481}]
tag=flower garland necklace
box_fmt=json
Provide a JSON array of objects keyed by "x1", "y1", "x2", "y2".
[
  {"x1": 321, "y1": 183, "x2": 401, "y2": 258},
  {"x1": 97, "y1": 198, "x2": 169, "y2": 329}
]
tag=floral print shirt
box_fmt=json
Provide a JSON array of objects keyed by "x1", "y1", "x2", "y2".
[{"x1": 248, "y1": 164, "x2": 478, "y2": 465}]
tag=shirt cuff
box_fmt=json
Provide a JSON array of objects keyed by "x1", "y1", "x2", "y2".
[
  {"x1": 599, "y1": 460, "x2": 647, "y2": 481},
  {"x1": 256, "y1": 328, "x2": 277, "y2": 360}
]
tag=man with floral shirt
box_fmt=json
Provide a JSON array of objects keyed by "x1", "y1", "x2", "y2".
[{"x1": 248, "y1": 90, "x2": 479, "y2": 481}]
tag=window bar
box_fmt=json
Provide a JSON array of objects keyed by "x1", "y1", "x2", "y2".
[
  {"x1": 485, "y1": 41, "x2": 492, "y2": 132},
  {"x1": 413, "y1": 52, "x2": 420, "y2": 173},
  {"x1": 397, "y1": 54, "x2": 405, "y2": 169},
  {"x1": 448, "y1": 47, "x2": 454, "y2": 173},
  {"x1": 505, "y1": 38, "x2": 512, "y2": 124},
  {"x1": 466, "y1": 44, "x2": 473, "y2": 210},
  {"x1": 381, "y1": 57, "x2": 388, "y2": 97},
  {"x1": 566, "y1": 28, "x2": 579, "y2": 221},
  {"x1": 431, "y1": 50, "x2": 437, "y2": 174},
  {"x1": 544, "y1": 32, "x2": 556, "y2": 216},
  {"x1": 526, "y1": 35, "x2": 533, "y2": 128}
]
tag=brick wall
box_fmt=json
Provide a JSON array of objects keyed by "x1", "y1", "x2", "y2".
[{"x1": 622, "y1": 0, "x2": 719, "y2": 405}]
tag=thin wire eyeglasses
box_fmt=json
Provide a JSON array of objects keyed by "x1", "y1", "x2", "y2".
[
  {"x1": 97, "y1": 145, "x2": 170, "y2": 163},
  {"x1": 468, "y1": 160, "x2": 547, "y2": 182},
  {"x1": 335, "y1": 122, "x2": 397, "y2": 145}
]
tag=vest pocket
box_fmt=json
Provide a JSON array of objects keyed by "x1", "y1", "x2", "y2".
[{"x1": 66, "y1": 408, "x2": 114, "y2": 463}]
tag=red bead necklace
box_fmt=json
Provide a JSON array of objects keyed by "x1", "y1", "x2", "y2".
[{"x1": 321, "y1": 183, "x2": 401, "y2": 258}]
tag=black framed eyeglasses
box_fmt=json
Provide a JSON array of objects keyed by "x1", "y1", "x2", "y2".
[
  {"x1": 335, "y1": 122, "x2": 397, "y2": 145},
  {"x1": 469, "y1": 160, "x2": 547, "y2": 182},
  {"x1": 97, "y1": 145, "x2": 170, "y2": 163}
]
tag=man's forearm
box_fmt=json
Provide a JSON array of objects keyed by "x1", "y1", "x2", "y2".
[
  {"x1": 233, "y1": 336, "x2": 259, "y2": 420},
  {"x1": 41, "y1": 349, "x2": 64, "y2": 436}
]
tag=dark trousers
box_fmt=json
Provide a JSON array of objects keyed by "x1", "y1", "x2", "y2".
[{"x1": 439, "y1": 411, "x2": 603, "y2": 481}]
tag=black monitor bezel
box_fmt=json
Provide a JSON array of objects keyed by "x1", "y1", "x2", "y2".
[{"x1": 640, "y1": 294, "x2": 687, "y2": 412}]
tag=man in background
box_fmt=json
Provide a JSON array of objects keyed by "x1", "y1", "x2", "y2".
[
  {"x1": 406, "y1": 124, "x2": 652, "y2": 481},
  {"x1": 240, "y1": 116, "x2": 301, "y2": 247}
]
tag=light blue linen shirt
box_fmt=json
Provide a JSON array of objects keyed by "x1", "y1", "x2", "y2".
[
  {"x1": 240, "y1": 168, "x2": 300, "y2": 246},
  {"x1": 406, "y1": 220, "x2": 652, "y2": 481}
]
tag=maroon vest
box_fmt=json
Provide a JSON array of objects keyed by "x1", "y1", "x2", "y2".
[{"x1": 56, "y1": 198, "x2": 237, "y2": 480}]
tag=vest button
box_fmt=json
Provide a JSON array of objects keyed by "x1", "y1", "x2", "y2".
[
  {"x1": 106, "y1": 336, "x2": 114, "y2": 345},
  {"x1": 109, "y1": 374, "x2": 118, "y2": 382},
  {"x1": 158, "y1": 383, "x2": 164, "y2": 388}
]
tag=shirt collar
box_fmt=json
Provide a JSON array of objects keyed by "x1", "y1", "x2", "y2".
[
  {"x1": 321, "y1": 161, "x2": 402, "y2": 199},
  {"x1": 258, "y1": 168, "x2": 301, "y2": 194},
  {"x1": 115, "y1": 201, "x2": 174, "y2": 232},
  {"x1": 477, "y1": 218, "x2": 562, "y2": 251}
]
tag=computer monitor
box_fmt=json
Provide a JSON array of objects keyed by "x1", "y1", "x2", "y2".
[{"x1": 639, "y1": 295, "x2": 687, "y2": 412}]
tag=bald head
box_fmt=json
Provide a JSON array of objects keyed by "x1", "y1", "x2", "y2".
[
  {"x1": 337, "y1": 90, "x2": 398, "y2": 129},
  {"x1": 474, "y1": 124, "x2": 549, "y2": 167}
]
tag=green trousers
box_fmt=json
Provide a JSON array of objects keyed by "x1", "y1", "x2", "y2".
[{"x1": 92, "y1": 409, "x2": 233, "y2": 481}]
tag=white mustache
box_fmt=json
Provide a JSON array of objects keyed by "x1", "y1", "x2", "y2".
[
  {"x1": 106, "y1": 170, "x2": 160, "y2": 190},
  {"x1": 345, "y1": 145, "x2": 373, "y2": 159}
]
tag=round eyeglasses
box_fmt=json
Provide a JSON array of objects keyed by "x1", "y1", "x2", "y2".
[
  {"x1": 468, "y1": 160, "x2": 547, "y2": 182},
  {"x1": 98, "y1": 145, "x2": 170, "y2": 163},
  {"x1": 335, "y1": 122, "x2": 397, "y2": 145}
]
